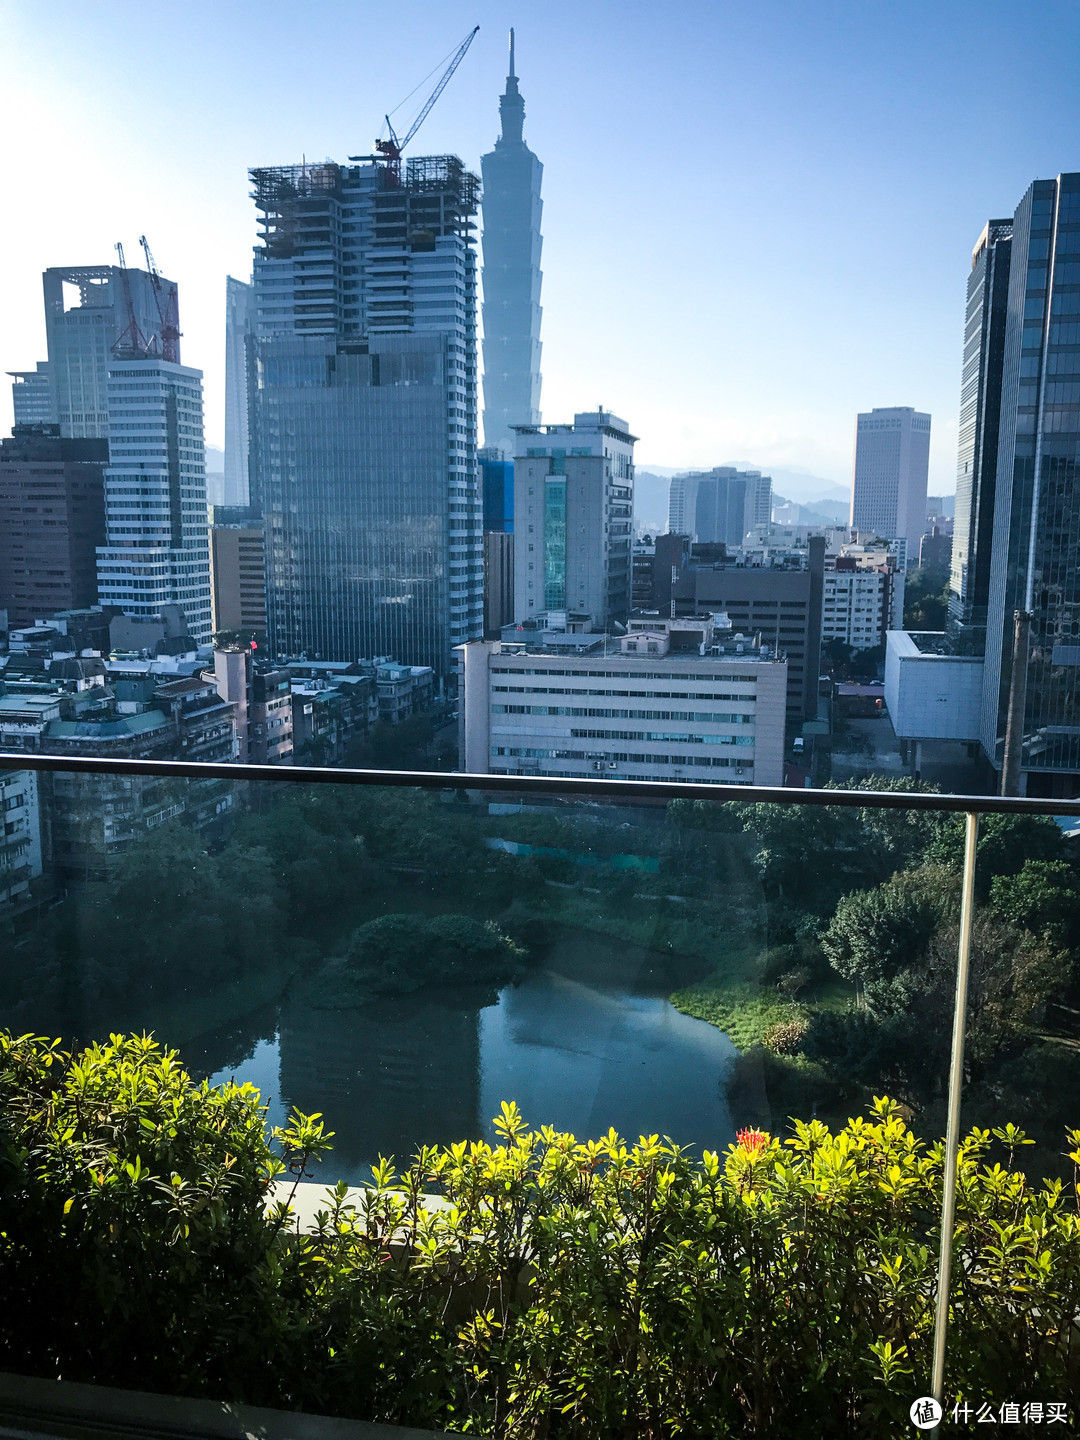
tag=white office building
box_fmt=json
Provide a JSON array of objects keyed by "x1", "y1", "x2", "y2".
[
  {"x1": 513, "y1": 411, "x2": 635, "y2": 630},
  {"x1": 458, "y1": 627, "x2": 787, "y2": 786},
  {"x1": 850, "y1": 407, "x2": 931, "y2": 569},
  {"x1": 96, "y1": 360, "x2": 213, "y2": 644}
]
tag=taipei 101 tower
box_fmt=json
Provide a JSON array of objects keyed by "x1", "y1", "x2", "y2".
[{"x1": 481, "y1": 30, "x2": 543, "y2": 457}]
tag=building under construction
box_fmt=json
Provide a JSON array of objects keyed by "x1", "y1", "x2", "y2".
[
  {"x1": 247, "y1": 148, "x2": 484, "y2": 671},
  {"x1": 41, "y1": 264, "x2": 178, "y2": 440}
]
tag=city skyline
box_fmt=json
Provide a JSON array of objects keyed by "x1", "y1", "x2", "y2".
[{"x1": 2, "y1": 1, "x2": 1078, "y2": 491}]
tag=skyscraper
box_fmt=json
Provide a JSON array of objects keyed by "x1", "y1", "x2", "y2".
[
  {"x1": 981, "y1": 173, "x2": 1080, "y2": 796},
  {"x1": 481, "y1": 30, "x2": 543, "y2": 457},
  {"x1": 850, "y1": 406, "x2": 931, "y2": 568},
  {"x1": 42, "y1": 266, "x2": 172, "y2": 439},
  {"x1": 224, "y1": 276, "x2": 255, "y2": 509},
  {"x1": 512, "y1": 410, "x2": 635, "y2": 629},
  {"x1": 667, "y1": 467, "x2": 772, "y2": 546},
  {"x1": 248, "y1": 153, "x2": 484, "y2": 671},
  {"x1": 949, "y1": 220, "x2": 1013, "y2": 650},
  {"x1": 95, "y1": 360, "x2": 213, "y2": 644},
  {"x1": 7, "y1": 363, "x2": 55, "y2": 427}
]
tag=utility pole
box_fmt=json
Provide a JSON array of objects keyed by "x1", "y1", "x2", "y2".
[{"x1": 1001, "y1": 609, "x2": 1031, "y2": 796}]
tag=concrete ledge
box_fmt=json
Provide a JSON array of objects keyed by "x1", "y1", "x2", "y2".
[{"x1": 0, "y1": 1372, "x2": 456, "y2": 1440}]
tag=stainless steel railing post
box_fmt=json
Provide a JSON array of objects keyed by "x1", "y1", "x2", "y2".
[{"x1": 931, "y1": 810, "x2": 979, "y2": 1402}]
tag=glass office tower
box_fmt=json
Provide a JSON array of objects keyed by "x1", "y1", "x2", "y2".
[
  {"x1": 949, "y1": 220, "x2": 1013, "y2": 652},
  {"x1": 982, "y1": 173, "x2": 1080, "y2": 794},
  {"x1": 249, "y1": 154, "x2": 483, "y2": 672}
]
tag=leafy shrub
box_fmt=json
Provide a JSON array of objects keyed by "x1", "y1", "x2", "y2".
[
  {"x1": 310, "y1": 913, "x2": 524, "y2": 1007},
  {"x1": 762, "y1": 1015, "x2": 809, "y2": 1054},
  {"x1": 2, "y1": 1032, "x2": 1080, "y2": 1436}
]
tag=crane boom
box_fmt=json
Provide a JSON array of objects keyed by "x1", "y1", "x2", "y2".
[
  {"x1": 374, "y1": 25, "x2": 479, "y2": 178},
  {"x1": 111, "y1": 240, "x2": 151, "y2": 358},
  {"x1": 137, "y1": 233, "x2": 182, "y2": 363},
  {"x1": 400, "y1": 26, "x2": 478, "y2": 151}
]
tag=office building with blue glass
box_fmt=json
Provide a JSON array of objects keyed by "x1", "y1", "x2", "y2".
[
  {"x1": 980, "y1": 173, "x2": 1080, "y2": 794},
  {"x1": 949, "y1": 219, "x2": 1013, "y2": 652},
  {"x1": 248, "y1": 153, "x2": 484, "y2": 673}
]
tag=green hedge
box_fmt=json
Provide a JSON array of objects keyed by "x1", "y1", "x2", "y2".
[{"x1": 2, "y1": 1031, "x2": 1079, "y2": 1436}]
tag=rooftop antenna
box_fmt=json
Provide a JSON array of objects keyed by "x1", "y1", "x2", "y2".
[{"x1": 509, "y1": 26, "x2": 515, "y2": 78}]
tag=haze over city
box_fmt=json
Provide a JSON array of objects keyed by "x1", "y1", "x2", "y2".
[{"x1": 2, "y1": 0, "x2": 1078, "y2": 490}]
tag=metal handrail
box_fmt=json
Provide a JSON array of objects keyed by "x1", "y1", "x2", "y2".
[
  {"x1": 1, "y1": 750, "x2": 1079, "y2": 815},
  {"x1": 0, "y1": 751, "x2": 1064, "y2": 1396}
]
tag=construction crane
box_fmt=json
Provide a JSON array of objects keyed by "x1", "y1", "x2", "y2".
[
  {"x1": 111, "y1": 241, "x2": 151, "y2": 358},
  {"x1": 138, "y1": 235, "x2": 182, "y2": 363},
  {"x1": 372, "y1": 26, "x2": 479, "y2": 183}
]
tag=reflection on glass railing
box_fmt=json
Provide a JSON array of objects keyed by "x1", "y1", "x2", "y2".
[{"x1": 1, "y1": 769, "x2": 1079, "y2": 1185}]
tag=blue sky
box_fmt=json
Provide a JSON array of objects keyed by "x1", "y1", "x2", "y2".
[{"x1": 1, "y1": 0, "x2": 1078, "y2": 490}]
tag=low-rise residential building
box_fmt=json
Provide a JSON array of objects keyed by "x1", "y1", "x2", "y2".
[
  {"x1": 373, "y1": 662, "x2": 435, "y2": 723},
  {"x1": 251, "y1": 665, "x2": 293, "y2": 765},
  {"x1": 458, "y1": 623, "x2": 786, "y2": 787},
  {"x1": 210, "y1": 647, "x2": 293, "y2": 764},
  {"x1": 290, "y1": 681, "x2": 374, "y2": 765},
  {"x1": 153, "y1": 675, "x2": 237, "y2": 764}
]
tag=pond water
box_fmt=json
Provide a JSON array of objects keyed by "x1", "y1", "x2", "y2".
[{"x1": 183, "y1": 932, "x2": 738, "y2": 1185}]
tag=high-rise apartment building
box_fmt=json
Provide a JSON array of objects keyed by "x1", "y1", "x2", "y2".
[
  {"x1": 224, "y1": 277, "x2": 255, "y2": 508},
  {"x1": 8, "y1": 364, "x2": 55, "y2": 427},
  {"x1": 949, "y1": 221, "x2": 1013, "y2": 648},
  {"x1": 43, "y1": 266, "x2": 172, "y2": 439},
  {"x1": 481, "y1": 31, "x2": 543, "y2": 457},
  {"x1": 980, "y1": 173, "x2": 1080, "y2": 795},
  {"x1": 95, "y1": 361, "x2": 213, "y2": 644},
  {"x1": 850, "y1": 407, "x2": 931, "y2": 568},
  {"x1": 0, "y1": 426, "x2": 107, "y2": 626},
  {"x1": 248, "y1": 153, "x2": 484, "y2": 671},
  {"x1": 512, "y1": 411, "x2": 635, "y2": 630},
  {"x1": 668, "y1": 467, "x2": 772, "y2": 547}
]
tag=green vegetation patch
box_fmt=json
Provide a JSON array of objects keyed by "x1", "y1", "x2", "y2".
[
  {"x1": 670, "y1": 979, "x2": 799, "y2": 1051},
  {"x1": 2, "y1": 1032, "x2": 1079, "y2": 1434}
]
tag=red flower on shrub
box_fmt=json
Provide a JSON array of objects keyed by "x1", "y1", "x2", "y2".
[{"x1": 736, "y1": 1128, "x2": 769, "y2": 1157}]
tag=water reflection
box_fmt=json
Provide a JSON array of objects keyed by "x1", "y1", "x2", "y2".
[
  {"x1": 479, "y1": 972, "x2": 736, "y2": 1150},
  {"x1": 198, "y1": 960, "x2": 737, "y2": 1184}
]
